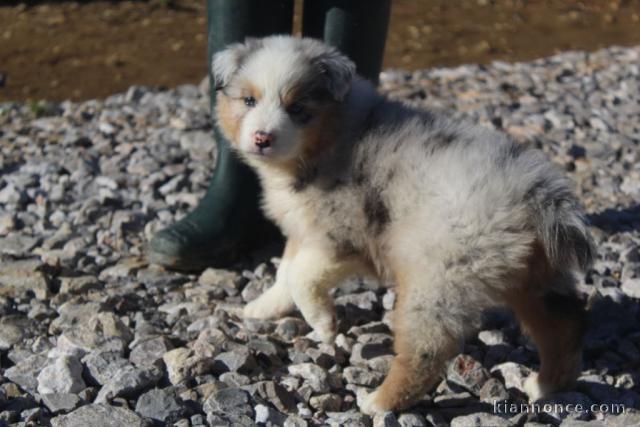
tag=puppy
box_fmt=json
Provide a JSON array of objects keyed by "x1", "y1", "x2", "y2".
[{"x1": 212, "y1": 36, "x2": 594, "y2": 415}]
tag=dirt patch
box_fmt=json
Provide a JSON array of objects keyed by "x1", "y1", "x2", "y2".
[{"x1": 1, "y1": 0, "x2": 639, "y2": 102}]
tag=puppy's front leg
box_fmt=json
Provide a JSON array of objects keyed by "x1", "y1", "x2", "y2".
[
  {"x1": 288, "y1": 243, "x2": 345, "y2": 344},
  {"x1": 243, "y1": 238, "x2": 297, "y2": 320}
]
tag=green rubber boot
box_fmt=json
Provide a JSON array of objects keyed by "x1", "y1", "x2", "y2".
[
  {"x1": 148, "y1": 0, "x2": 293, "y2": 271},
  {"x1": 302, "y1": 0, "x2": 391, "y2": 84}
]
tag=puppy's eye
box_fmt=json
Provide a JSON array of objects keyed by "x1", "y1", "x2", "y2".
[
  {"x1": 244, "y1": 96, "x2": 256, "y2": 107},
  {"x1": 287, "y1": 103, "x2": 305, "y2": 116}
]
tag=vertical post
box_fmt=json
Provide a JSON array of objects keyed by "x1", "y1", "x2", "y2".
[
  {"x1": 149, "y1": 0, "x2": 294, "y2": 270},
  {"x1": 302, "y1": 0, "x2": 391, "y2": 84},
  {"x1": 205, "y1": 0, "x2": 294, "y2": 210}
]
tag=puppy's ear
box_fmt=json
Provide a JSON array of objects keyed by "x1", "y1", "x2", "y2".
[
  {"x1": 211, "y1": 38, "x2": 263, "y2": 90},
  {"x1": 313, "y1": 49, "x2": 356, "y2": 102}
]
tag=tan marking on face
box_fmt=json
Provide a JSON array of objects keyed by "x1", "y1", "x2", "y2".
[
  {"x1": 246, "y1": 80, "x2": 263, "y2": 102},
  {"x1": 299, "y1": 103, "x2": 341, "y2": 159},
  {"x1": 260, "y1": 103, "x2": 342, "y2": 179},
  {"x1": 216, "y1": 93, "x2": 243, "y2": 144},
  {"x1": 263, "y1": 103, "x2": 340, "y2": 177}
]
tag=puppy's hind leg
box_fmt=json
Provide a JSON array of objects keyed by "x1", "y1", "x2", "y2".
[
  {"x1": 504, "y1": 272, "x2": 586, "y2": 401},
  {"x1": 361, "y1": 265, "x2": 473, "y2": 415},
  {"x1": 243, "y1": 238, "x2": 297, "y2": 320}
]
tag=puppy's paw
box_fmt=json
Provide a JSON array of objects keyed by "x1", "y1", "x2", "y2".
[
  {"x1": 359, "y1": 389, "x2": 387, "y2": 416},
  {"x1": 524, "y1": 373, "x2": 547, "y2": 402},
  {"x1": 312, "y1": 316, "x2": 337, "y2": 344},
  {"x1": 243, "y1": 298, "x2": 283, "y2": 320},
  {"x1": 315, "y1": 327, "x2": 337, "y2": 345}
]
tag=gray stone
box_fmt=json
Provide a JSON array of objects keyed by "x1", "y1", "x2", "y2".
[
  {"x1": 326, "y1": 411, "x2": 372, "y2": 427},
  {"x1": 284, "y1": 414, "x2": 309, "y2": 427},
  {"x1": 219, "y1": 372, "x2": 251, "y2": 387},
  {"x1": 87, "y1": 312, "x2": 134, "y2": 344},
  {"x1": 212, "y1": 347, "x2": 257, "y2": 374},
  {"x1": 198, "y1": 268, "x2": 243, "y2": 295},
  {"x1": 336, "y1": 290, "x2": 378, "y2": 310},
  {"x1": 242, "y1": 277, "x2": 273, "y2": 303},
  {"x1": 95, "y1": 364, "x2": 162, "y2": 402},
  {"x1": 0, "y1": 258, "x2": 50, "y2": 299},
  {"x1": 397, "y1": 413, "x2": 428, "y2": 427},
  {"x1": 621, "y1": 278, "x2": 640, "y2": 298},
  {"x1": 163, "y1": 347, "x2": 215, "y2": 385},
  {"x1": 275, "y1": 317, "x2": 310, "y2": 341},
  {"x1": 37, "y1": 355, "x2": 86, "y2": 395},
  {"x1": 192, "y1": 326, "x2": 227, "y2": 354},
  {"x1": 53, "y1": 327, "x2": 125, "y2": 358},
  {"x1": 450, "y1": 413, "x2": 513, "y2": 427},
  {"x1": 0, "y1": 184, "x2": 24, "y2": 205},
  {"x1": 135, "y1": 387, "x2": 184, "y2": 422},
  {"x1": 288, "y1": 363, "x2": 330, "y2": 393},
  {"x1": 98, "y1": 258, "x2": 146, "y2": 281},
  {"x1": 479, "y1": 377, "x2": 510, "y2": 404},
  {"x1": 203, "y1": 387, "x2": 254, "y2": 425},
  {"x1": 255, "y1": 380, "x2": 298, "y2": 413},
  {"x1": 305, "y1": 345, "x2": 341, "y2": 368},
  {"x1": 343, "y1": 366, "x2": 385, "y2": 387},
  {"x1": 50, "y1": 403, "x2": 149, "y2": 427},
  {"x1": 447, "y1": 354, "x2": 491, "y2": 395},
  {"x1": 382, "y1": 290, "x2": 396, "y2": 311},
  {"x1": 49, "y1": 301, "x2": 104, "y2": 333},
  {"x1": 0, "y1": 314, "x2": 33, "y2": 350},
  {"x1": 129, "y1": 335, "x2": 173, "y2": 367},
  {"x1": 309, "y1": 393, "x2": 342, "y2": 412},
  {"x1": 373, "y1": 412, "x2": 401, "y2": 427},
  {"x1": 0, "y1": 235, "x2": 41, "y2": 256},
  {"x1": 20, "y1": 406, "x2": 48, "y2": 425},
  {"x1": 490, "y1": 362, "x2": 530, "y2": 393},
  {"x1": 254, "y1": 404, "x2": 288, "y2": 426},
  {"x1": 433, "y1": 391, "x2": 478, "y2": 407},
  {"x1": 59, "y1": 276, "x2": 101, "y2": 294},
  {"x1": 190, "y1": 413, "x2": 206, "y2": 426},
  {"x1": 41, "y1": 393, "x2": 81, "y2": 414},
  {"x1": 560, "y1": 421, "x2": 604, "y2": 427},
  {"x1": 4, "y1": 353, "x2": 48, "y2": 393},
  {"x1": 368, "y1": 354, "x2": 394, "y2": 373},
  {"x1": 350, "y1": 342, "x2": 394, "y2": 367},
  {"x1": 478, "y1": 330, "x2": 507, "y2": 346},
  {"x1": 604, "y1": 411, "x2": 640, "y2": 426},
  {"x1": 357, "y1": 333, "x2": 393, "y2": 345},
  {"x1": 83, "y1": 351, "x2": 131, "y2": 385}
]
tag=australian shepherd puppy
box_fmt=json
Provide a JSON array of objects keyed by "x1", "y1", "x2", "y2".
[{"x1": 212, "y1": 36, "x2": 594, "y2": 415}]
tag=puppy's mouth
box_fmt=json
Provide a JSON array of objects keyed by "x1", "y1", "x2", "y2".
[
  {"x1": 246, "y1": 142, "x2": 274, "y2": 157},
  {"x1": 256, "y1": 141, "x2": 271, "y2": 155}
]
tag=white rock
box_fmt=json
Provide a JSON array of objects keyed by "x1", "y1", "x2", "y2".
[{"x1": 37, "y1": 356, "x2": 86, "y2": 395}]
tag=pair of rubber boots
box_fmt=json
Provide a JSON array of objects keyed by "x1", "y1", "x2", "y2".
[{"x1": 148, "y1": 0, "x2": 391, "y2": 271}]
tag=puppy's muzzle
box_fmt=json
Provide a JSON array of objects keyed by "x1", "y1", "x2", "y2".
[{"x1": 253, "y1": 131, "x2": 275, "y2": 149}]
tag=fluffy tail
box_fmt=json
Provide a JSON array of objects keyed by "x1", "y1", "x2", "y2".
[
  {"x1": 536, "y1": 197, "x2": 595, "y2": 272},
  {"x1": 522, "y1": 157, "x2": 595, "y2": 273}
]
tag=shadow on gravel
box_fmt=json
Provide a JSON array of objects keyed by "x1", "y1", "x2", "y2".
[{"x1": 588, "y1": 205, "x2": 640, "y2": 233}]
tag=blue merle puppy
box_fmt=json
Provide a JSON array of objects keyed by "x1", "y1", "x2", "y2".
[{"x1": 212, "y1": 35, "x2": 594, "y2": 415}]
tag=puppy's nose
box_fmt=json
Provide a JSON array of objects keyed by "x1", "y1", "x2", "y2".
[{"x1": 253, "y1": 131, "x2": 275, "y2": 149}]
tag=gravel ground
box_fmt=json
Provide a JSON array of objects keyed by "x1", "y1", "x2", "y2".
[{"x1": 1, "y1": 46, "x2": 640, "y2": 427}]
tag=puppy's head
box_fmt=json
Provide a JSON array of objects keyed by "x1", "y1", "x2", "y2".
[{"x1": 213, "y1": 36, "x2": 355, "y2": 162}]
